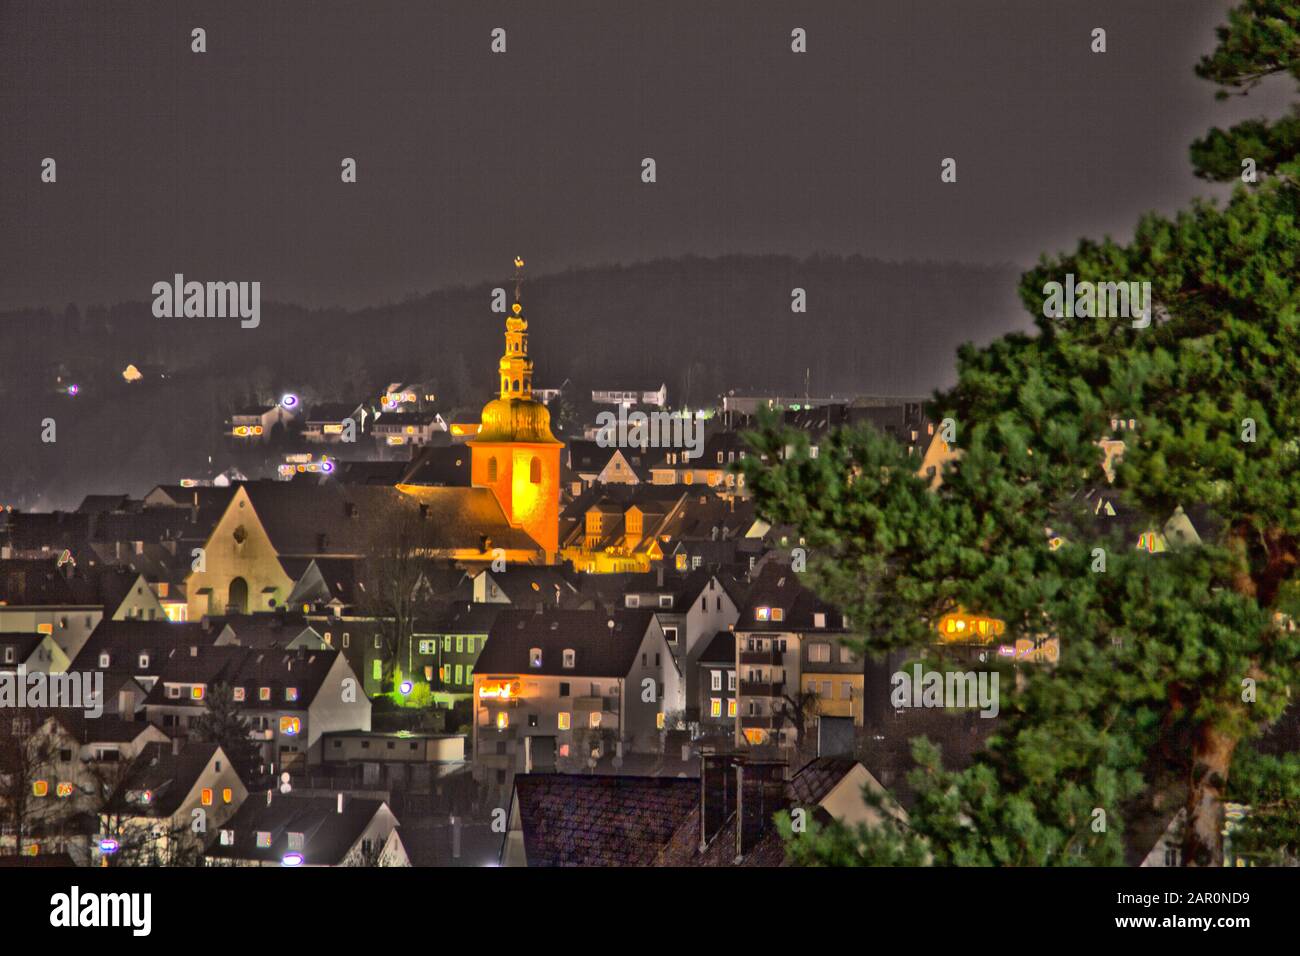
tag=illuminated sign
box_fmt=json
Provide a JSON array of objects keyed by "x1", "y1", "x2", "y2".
[
  {"x1": 282, "y1": 852, "x2": 304, "y2": 867},
  {"x1": 479, "y1": 680, "x2": 521, "y2": 699},
  {"x1": 233, "y1": 425, "x2": 265, "y2": 437},
  {"x1": 386, "y1": 436, "x2": 406, "y2": 445},
  {"x1": 98, "y1": 838, "x2": 120, "y2": 854},
  {"x1": 322, "y1": 423, "x2": 344, "y2": 434},
  {"x1": 56, "y1": 782, "x2": 74, "y2": 798},
  {"x1": 281, "y1": 393, "x2": 299, "y2": 408},
  {"x1": 937, "y1": 612, "x2": 1005, "y2": 644}
]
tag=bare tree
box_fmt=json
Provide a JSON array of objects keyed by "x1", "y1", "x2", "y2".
[
  {"x1": 0, "y1": 713, "x2": 63, "y2": 857},
  {"x1": 772, "y1": 690, "x2": 820, "y2": 752},
  {"x1": 357, "y1": 506, "x2": 439, "y2": 696}
]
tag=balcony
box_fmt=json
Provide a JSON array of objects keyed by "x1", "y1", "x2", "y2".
[
  {"x1": 739, "y1": 649, "x2": 782, "y2": 666},
  {"x1": 740, "y1": 680, "x2": 784, "y2": 698}
]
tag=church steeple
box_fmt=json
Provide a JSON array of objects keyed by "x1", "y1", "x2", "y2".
[{"x1": 499, "y1": 256, "x2": 533, "y2": 399}]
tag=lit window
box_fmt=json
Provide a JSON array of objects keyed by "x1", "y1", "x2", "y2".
[
  {"x1": 285, "y1": 687, "x2": 298, "y2": 702},
  {"x1": 771, "y1": 608, "x2": 784, "y2": 622},
  {"x1": 589, "y1": 712, "x2": 602, "y2": 728},
  {"x1": 656, "y1": 712, "x2": 666, "y2": 729},
  {"x1": 233, "y1": 687, "x2": 245, "y2": 702},
  {"x1": 727, "y1": 699, "x2": 737, "y2": 717},
  {"x1": 558, "y1": 712, "x2": 571, "y2": 730},
  {"x1": 201, "y1": 788, "x2": 213, "y2": 806},
  {"x1": 222, "y1": 788, "x2": 233, "y2": 804},
  {"x1": 372, "y1": 660, "x2": 382, "y2": 681},
  {"x1": 563, "y1": 649, "x2": 575, "y2": 668},
  {"x1": 755, "y1": 607, "x2": 771, "y2": 621},
  {"x1": 529, "y1": 647, "x2": 543, "y2": 668},
  {"x1": 259, "y1": 687, "x2": 271, "y2": 701},
  {"x1": 57, "y1": 782, "x2": 74, "y2": 797},
  {"x1": 813, "y1": 612, "x2": 826, "y2": 628},
  {"x1": 192, "y1": 686, "x2": 205, "y2": 700},
  {"x1": 280, "y1": 716, "x2": 301, "y2": 736},
  {"x1": 33, "y1": 780, "x2": 49, "y2": 797},
  {"x1": 496, "y1": 712, "x2": 508, "y2": 730},
  {"x1": 256, "y1": 831, "x2": 272, "y2": 848},
  {"x1": 710, "y1": 699, "x2": 722, "y2": 718}
]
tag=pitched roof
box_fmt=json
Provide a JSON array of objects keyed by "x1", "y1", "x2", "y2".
[
  {"x1": 737, "y1": 563, "x2": 846, "y2": 632},
  {"x1": 476, "y1": 608, "x2": 656, "y2": 678},
  {"x1": 106, "y1": 741, "x2": 221, "y2": 817},
  {"x1": 69, "y1": 620, "x2": 215, "y2": 675},
  {"x1": 698, "y1": 631, "x2": 736, "y2": 664},
  {"x1": 142, "y1": 645, "x2": 342, "y2": 710},
  {"x1": 235, "y1": 481, "x2": 540, "y2": 556},
  {"x1": 512, "y1": 775, "x2": 698, "y2": 866},
  {"x1": 204, "y1": 794, "x2": 391, "y2": 866}
]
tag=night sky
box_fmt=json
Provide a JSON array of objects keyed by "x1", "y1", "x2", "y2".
[{"x1": 1, "y1": 0, "x2": 1292, "y2": 312}]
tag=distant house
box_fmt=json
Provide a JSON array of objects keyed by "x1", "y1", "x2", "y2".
[
  {"x1": 302, "y1": 402, "x2": 369, "y2": 444},
  {"x1": 733, "y1": 563, "x2": 853, "y2": 750},
  {"x1": 696, "y1": 632, "x2": 737, "y2": 731},
  {"x1": 228, "y1": 404, "x2": 297, "y2": 443},
  {"x1": 0, "y1": 631, "x2": 68, "y2": 673},
  {"x1": 472, "y1": 608, "x2": 684, "y2": 806},
  {"x1": 372, "y1": 411, "x2": 446, "y2": 452},
  {"x1": 204, "y1": 793, "x2": 408, "y2": 867},
  {"x1": 591, "y1": 384, "x2": 668, "y2": 407},
  {"x1": 0, "y1": 558, "x2": 105, "y2": 661},
  {"x1": 140, "y1": 644, "x2": 369, "y2": 773},
  {"x1": 98, "y1": 740, "x2": 248, "y2": 865}
]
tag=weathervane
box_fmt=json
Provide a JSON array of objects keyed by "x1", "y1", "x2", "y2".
[{"x1": 514, "y1": 255, "x2": 525, "y2": 303}]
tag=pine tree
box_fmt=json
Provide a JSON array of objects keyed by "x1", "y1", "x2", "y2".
[
  {"x1": 740, "y1": 1, "x2": 1300, "y2": 866},
  {"x1": 192, "y1": 681, "x2": 260, "y2": 782}
]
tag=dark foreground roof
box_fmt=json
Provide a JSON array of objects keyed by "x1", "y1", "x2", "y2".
[{"x1": 512, "y1": 775, "x2": 698, "y2": 866}]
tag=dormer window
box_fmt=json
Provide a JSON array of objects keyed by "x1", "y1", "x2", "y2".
[
  {"x1": 755, "y1": 607, "x2": 771, "y2": 621},
  {"x1": 529, "y1": 647, "x2": 543, "y2": 668},
  {"x1": 813, "y1": 612, "x2": 826, "y2": 628},
  {"x1": 288, "y1": 832, "x2": 304, "y2": 851},
  {"x1": 233, "y1": 687, "x2": 245, "y2": 702},
  {"x1": 138, "y1": 653, "x2": 150, "y2": 669},
  {"x1": 562, "y1": 649, "x2": 575, "y2": 669},
  {"x1": 256, "y1": 831, "x2": 272, "y2": 848},
  {"x1": 167, "y1": 685, "x2": 180, "y2": 699},
  {"x1": 658, "y1": 595, "x2": 672, "y2": 608},
  {"x1": 285, "y1": 687, "x2": 298, "y2": 702},
  {"x1": 772, "y1": 608, "x2": 785, "y2": 622},
  {"x1": 625, "y1": 595, "x2": 640, "y2": 608},
  {"x1": 259, "y1": 687, "x2": 271, "y2": 701},
  {"x1": 3, "y1": 646, "x2": 16, "y2": 665},
  {"x1": 98, "y1": 651, "x2": 110, "y2": 668},
  {"x1": 191, "y1": 686, "x2": 205, "y2": 700}
]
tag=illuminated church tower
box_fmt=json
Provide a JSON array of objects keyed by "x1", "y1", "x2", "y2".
[{"x1": 468, "y1": 257, "x2": 562, "y2": 562}]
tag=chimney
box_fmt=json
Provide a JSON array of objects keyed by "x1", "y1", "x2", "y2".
[
  {"x1": 656, "y1": 566, "x2": 664, "y2": 587},
  {"x1": 171, "y1": 737, "x2": 182, "y2": 756},
  {"x1": 699, "y1": 752, "x2": 739, "y2": 851},
  {"x1": 736, "y1": 759, "x2": 787, "y2": 861}
]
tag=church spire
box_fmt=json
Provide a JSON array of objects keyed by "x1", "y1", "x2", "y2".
[{"x1": 499, "y1": 255, "x2": 533, "y2": 399}]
